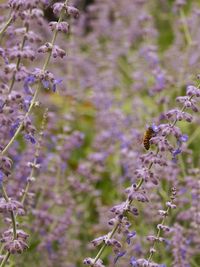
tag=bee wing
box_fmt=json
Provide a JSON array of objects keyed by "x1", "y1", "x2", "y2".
[{"x1": 138, "y1": 133, "x2": 145, "y2": 145}]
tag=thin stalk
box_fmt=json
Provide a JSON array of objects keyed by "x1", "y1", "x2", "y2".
[
  {"x1": 0, "y1": 1, "x2": 67, "y2": 157},
  {"x1": 0, "y1": 246, "x2": 4, "y2": 255},
  {"x1": 93, "y1": 224, "x2": 118, "y2": 263},
  {"x1": 0, "y1": 12, "x2": 14, "y2": 43},
  {"x1": 180, "y1": 8, "x2": 192, "y2": 46},
  {"x1": 190, "y1": 258, "x2": 199, "y2": 267},
  {"x1": 179, "y1": 154, "x2": 187, "y2": 178},
  {"x1": 93, "y1": 175, "x2": 145, "y2": 265},
  {"x1": 21, "y1": 181, "x2": 30, "y2": 205},
  {"x1": 21, "y1": 162, "x2": 34, "y2": 205},
  {"x1": 172, "y1": 82, "x2": 200, "y2": 139},
  {"x1": 147, "y1": 207, "x2": 170, "y2": 263},
  {"x1": 21, "y1": 108, "x2": 47, "y2": 205},
  {"x1": 1, "y1": 184, "x2": 9, "y2": 202},
  {"x1": 42, "y1": 4, "x2": 66, "y2": 71},
  {"x1": 92, "y1": 150, "x2": 156, "y2": 264},
  {"x1": 0, "y1": 86, "x2": 39, "y2": 156},
  {"x1": 171, "y1": 95, "x2": 193, "y2": 127},
  {"x1": 187, "y1": 126, "x2": 200, "y2": 146},
  {"x1": 8, "y1": 23, "x2": 30, "y2": 94},
  {"x1": 0, "y1": 252, "x2": 10, "y2": 267},
  {"x1": 0, "y1": 2, "x2": 68, "y2": 265},
  {"x1": 10, "y1": 212, "x2": 17, "y2": 240},
  {"x1": 1, "y1": 184, "x2": 17, "y2": 239},
  {"x1": 92, "y1": 93, "x2": 195, "y2": 265}
]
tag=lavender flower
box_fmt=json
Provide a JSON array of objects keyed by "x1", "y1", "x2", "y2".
[{"x1": 0, "y1": 0, "x2": 200, "y2": 266}]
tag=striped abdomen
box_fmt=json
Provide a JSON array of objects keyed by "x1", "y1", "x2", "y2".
[{"x1": 143, "y1": 127, "x2": 154, "y2": 150}]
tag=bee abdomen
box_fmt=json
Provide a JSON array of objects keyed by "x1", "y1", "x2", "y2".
[
  {"x1": 143, "y1": 139, "x2": 150, "y2": 150},
  {"x1": 143, "y1": 127, "x2": 154, "y2": 150}
]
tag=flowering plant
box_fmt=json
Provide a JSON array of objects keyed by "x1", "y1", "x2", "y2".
[{"x1": 0, "y1": 0, "x2": 199, "y2": 267}]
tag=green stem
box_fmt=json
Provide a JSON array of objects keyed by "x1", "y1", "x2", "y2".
[
  {"x1": 21, "y1": 108, "x2": 47, "y2": 205},
  {"x1": 42, "y1": 4, "x2": 66, "y2": 71},
  {"x1": 171, "y1": 95, "x2": 193, "y2": 127},
  {"x1": 0, "y1": 1, "x2": 68, "y2": 265},
  {"x1": 21, "y1": 178, "x2": 31, "y2": 206},
  {"x1": 1, "y1": 2, "x2": 67, "y2": 157},
  {"x1": 93, "y1": 147, "x2": 158, "y2": 265},
  {"x1": 180, "y1": 8, "x2": 192, "y2": 46},
  {"x1": 180, "y1": 82, "x2": 200, "y2": 146},
  {"x1": 190, "y1": 258, "x2": 200, "y2": 267},
  {"x1": 1, "y1": 184, "x2": 9, "y2": 202},
  {"x1": 0, "y1": 252, "x2": 10, "y2": 267},
  {"x1": 93, "y1": 225, "x2": 118, "y2": 264},
  {"x1": 0, "y1": 13, "x2": 14, "y2": 43},
  {"x1": 1, "y1": 86, "x2": 39, "y2": 156},
  {"x1": 0, "y1": 245, "x2": 4, "y2": 255},
  {"x1": 21, "y1": 155, "x2": 38, "y2": 206},
  {"x1": 93, "y1": 175, "x2": 145, "y2": 265},
  {"x1": 10, "y1": 212, "x2": 17, "y2": 239},
  {"x1": 1, "y1": 184, "x2": 17, "y2": 239},
  {"x1": 147, "y1": 207, "x2": 170, "y2": 263},
  {"x1": 187, "y1": 126, "x2": 200, "y2": 146},
  {"x1": 179, "y1": 154, "x2": 187, "y2": 178},
  {"x1": 91, "y1": 93, "x2": 193, "y2": 265},
  {"x1": 8, "y1": 23, "x2": 30, "y2": 94}
]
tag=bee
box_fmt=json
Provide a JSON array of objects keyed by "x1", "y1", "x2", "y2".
[{"x1": 143, "y1": 127, "x2": 155, "y2": 150}]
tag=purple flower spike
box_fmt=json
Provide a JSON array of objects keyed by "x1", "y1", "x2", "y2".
[
  {"x1": 23, "y1": 96, "x2": 32, "y2": 111},
  {"x1": 24, "y1": 134, "x2": 36, "y2": 144},
  {"x1": 0, "y1": 171, "x2": 4, "y2": 186},
  {"x1": 152, "y1": 123, "x2": 159, "y2": 133},
  {"x1": 10, "y1": 119, "x2": 21, "y2": 137},
  {"x1": 25, "y1": 75, "x2": 35, "y2": 84},
  {"x1": 126, "y1": 231, "x2": 136, "y2": 244},
  {"x1": 186, "y1": 85, "x2": 200, "y2": 97},
  {"x1": 42, "y1": 79, "x2": 50, "y2": 89},
  {"x1": 114, "y1": 251, "x2": 126, "y2": 264},
  {"x1": 130, "y1": 256, "x2": 137, "y2": 266},
  {"x1": 52, "y1": 78, "x2": 62, "y2": 92},
  {"x1": 172, "y1": 148, "x2": 182, "y2": 163},
  {"x1": 179, "y1": 134, "x2": 188, "y2": 142},
  {"x1": 46, "y1": 242, "x2": 53, "y2": 255},
  {"x1": 24, "y1": 75, "x2": 35, "y2": 94}
]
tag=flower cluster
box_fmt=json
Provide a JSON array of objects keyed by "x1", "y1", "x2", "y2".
[
  {"x1": 0, "y1": 0, "x2": 80, "y2": 266},
  {"x1": 84, "y1": 79, "x2": 200, "y2": 265},
  {"x1": 0, "y1": 0, "x2": 200, "y2": 266}
]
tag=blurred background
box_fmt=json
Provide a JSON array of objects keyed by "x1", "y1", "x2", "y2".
[{"x1": 0, "y1": 0, "x2": 200, "y2": 266}]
